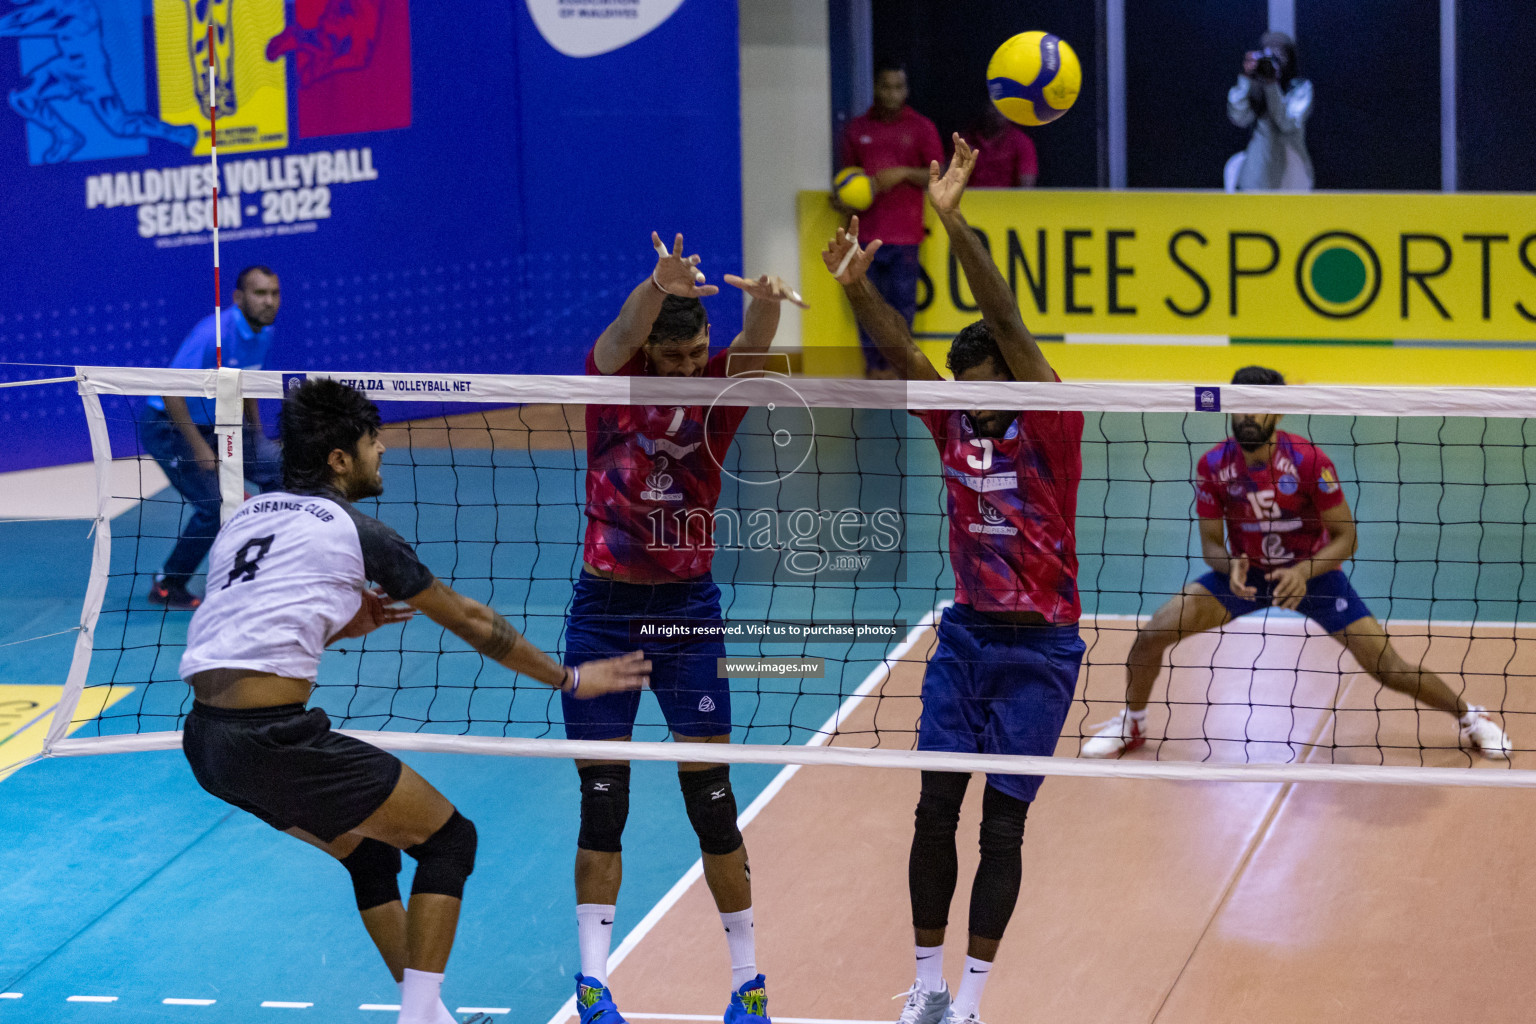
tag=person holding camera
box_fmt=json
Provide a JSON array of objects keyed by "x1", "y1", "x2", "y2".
[{"x1": 1226, "y1": 31, "x2": 1313, "y2": 191}]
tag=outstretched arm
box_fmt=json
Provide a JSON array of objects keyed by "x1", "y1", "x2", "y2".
[
  {"x1": 717, "y1": 273, "x2": 807, "y2": 375},
  {"x1": 822, "y1": 216, "x2": 941, "y2": 381},
  {"x1": 929, "y1": 134, "x2": 1054, "y2": 383},
  {"x1": 406, "y1": 579, "x2": 649, "y2": 697},
  {"x1": 592, "y1": 232, "x2": 721, "y2": 375}
]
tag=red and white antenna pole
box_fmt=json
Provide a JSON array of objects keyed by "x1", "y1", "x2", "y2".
[{"x1": 208, "y1": 26, "x2": 222, "y2": 368}]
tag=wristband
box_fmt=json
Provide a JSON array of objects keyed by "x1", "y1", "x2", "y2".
[
  {"x1": 651, "y1": 270, "x2": 670, "y2": 296},
  {"x1": 563, "y1": 665, "x2": 581, "y2": 696}
]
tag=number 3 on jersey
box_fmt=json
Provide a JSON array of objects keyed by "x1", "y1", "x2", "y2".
[
  {"x1": 224, "y1": 534, "x2": 275, "y2": 589},
  {"x1": 966, "y1": 438, "x2": 993, "y2": 472}
]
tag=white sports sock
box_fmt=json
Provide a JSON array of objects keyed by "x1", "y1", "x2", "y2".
[
  {"x1": 720, "y1": 907, "x2": 757, "y2": 989},
  {"x1": 577, "y1": 903, "x2": 616, "y2": 986},
  {"x1": 398, "y1": 969, "x2": 445, "y2": 1024},
  {"x1": 1126, "y1": 707, "x2": 1147, "y2": 722},
  {"x1": 950, "y1": 957, "x2": 992, "y2": 1020},
  {"x1": 395, "y1": 981, "x2": 458, "y2": 1024},
  {"x1": 914, "y1": 944, "x2": 944, "y2": 993}
]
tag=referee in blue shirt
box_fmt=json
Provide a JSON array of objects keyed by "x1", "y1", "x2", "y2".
[{"x1": 139, "y1": 266, "x2": 284, "y2": 609}]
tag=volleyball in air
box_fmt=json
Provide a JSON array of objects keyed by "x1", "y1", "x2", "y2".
[
  {"x1": 833, "y1": 166, "x2": 874, "y2": 211},
  {"x1": 986, "y1": 31, "x2": 1081, "y2": 126}
]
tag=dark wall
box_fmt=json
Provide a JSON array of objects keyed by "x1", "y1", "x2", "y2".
[
  {"x1": 870, "y1": 0, "x2": 1100, "y2": 187},
  {"x1": 1126, "y1": 0, "x2": 1267, "y2": 188},
  {"x1": 1459, "y1": 2, "x2": 1536, "y2": 190},
  {"x1": 1296, "y1": 0, "x2": 1441, "y2": 190}
]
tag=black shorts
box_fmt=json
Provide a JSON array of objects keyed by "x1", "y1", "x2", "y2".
[{"x1": 183, "y1": 702, "x2": 403, "y2": 843}]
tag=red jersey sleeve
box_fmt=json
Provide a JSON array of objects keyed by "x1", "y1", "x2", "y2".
[
  {"x1": 586, "y1": 344, "x2": 645, "y2": 377},
  {"x1": 1195, "y1": 453, "x2": 1222, "y2": 519},
  {"x1": 1307, "y1": 446, "x2": 1347, "y2": 512}
]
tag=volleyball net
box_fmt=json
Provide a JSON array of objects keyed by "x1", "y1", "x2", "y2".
[{"x1": 10, "y1": 364, "x2": 1535, "y2": 787}]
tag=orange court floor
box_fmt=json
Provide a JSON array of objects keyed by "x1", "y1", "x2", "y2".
[{"x1": 562, "y1": 617, "x2": 1536, "y2": 1024}]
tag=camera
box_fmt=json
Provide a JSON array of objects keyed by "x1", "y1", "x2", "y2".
[{"x1": 1245, "y1": 47, "x2": 1283, "y2": 80}]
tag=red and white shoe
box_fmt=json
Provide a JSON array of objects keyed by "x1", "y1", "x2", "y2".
[
  {"x1": 1080, "y1": 708, "x2": 1147, "y2": 758},
  {"x1": 1459, "y1": 705, "x2": 1512, "y2": 760}
]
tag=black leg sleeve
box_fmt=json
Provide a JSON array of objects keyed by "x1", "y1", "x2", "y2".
[
  {"x1": 968, "y1": 783, "x2": 1031, "y2": 941},
  {"x1": 908, "y1": 771, "x2": 969, "y2": 931}
]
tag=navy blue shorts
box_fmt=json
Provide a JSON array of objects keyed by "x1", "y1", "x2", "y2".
[
  {"x1": 1194, "y1": 568, "x2": 1372, "y2": 634},
  {"x1": 918, "y1": 603, "x2": 1086, "y2": 803},
  {"x1": 561, "y1": 571, "x2": 731, "y2": 740}
]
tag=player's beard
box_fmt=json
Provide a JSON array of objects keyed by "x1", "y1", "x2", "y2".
[
  {"x1": 346, "y1": 470, "x2": 385, "y2": 500},
  {"x1": 968, "y1": 410, "x2": 1015, "y2": 438},
  {"x1": 1233, "y1": 419, "x2": 1274, "y2": 453}
]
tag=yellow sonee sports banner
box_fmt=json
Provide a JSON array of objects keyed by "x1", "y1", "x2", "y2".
[{"x1": 799, "y1": 190, "x2": 1536, "y2": 344}]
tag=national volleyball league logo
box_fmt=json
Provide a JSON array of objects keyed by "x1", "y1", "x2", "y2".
[{"x1": 524, "y1": 0, "x2": 685, "y2": 58}]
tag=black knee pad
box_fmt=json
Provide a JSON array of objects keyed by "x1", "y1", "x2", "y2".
[
  {"x1": 977, "y1": 784, "x2": 1030, "y2": 857},
  {"x1": 913, "y1": 771, "x2": 968, "y2": 838},
  {"x1": 341, "y1": 837, "x2": 402, "y2": 912},
  {"x1": 578, "y1": 763, "x2": 631, "y2": 853},
  {"x1": 678, "y1": 765, "x2": 742, "y2": 856},
  {"x1": 406, "y1": 810, "x2": 477, "y2": 900}
]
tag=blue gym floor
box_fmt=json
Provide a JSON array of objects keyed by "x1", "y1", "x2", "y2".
[{"x1": 2, "y1": 408, "x2": 1530, "y2": 1021}]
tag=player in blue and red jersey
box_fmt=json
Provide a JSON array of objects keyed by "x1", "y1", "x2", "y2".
[
  {"x1": 825, "y1": 136, "x2": 1085, "y2": 1024},
  {"x1": 1082, "y1": 365, "x2": 1511, "y2": 761},
  {"x1": 566, "y1": 232, "x2": 804, "y2": 1024}
]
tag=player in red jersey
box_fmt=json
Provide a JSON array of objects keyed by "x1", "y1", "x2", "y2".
[
  {"x1": 566, "y1": 232, "x2": 804, "y2": 1024},
  {"x1": 825, "y1": 136, "x2": 1084, "y2": 1024},
  {"x1": 1081, "y1": 365, "x2": 1511, "y2": 760}
]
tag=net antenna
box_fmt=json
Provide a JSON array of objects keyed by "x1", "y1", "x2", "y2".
[{"x1": 208, "y1": 25, "x2": 221, "y2": 370}]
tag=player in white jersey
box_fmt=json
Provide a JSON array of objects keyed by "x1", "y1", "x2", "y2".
[{"x1": 179, "y1": 378, "x2": 649, "y2": 1024}]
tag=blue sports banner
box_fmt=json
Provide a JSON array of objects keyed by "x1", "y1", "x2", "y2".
[{"x1": 0, "y1": 0, "x2": 742, "y2": 471}]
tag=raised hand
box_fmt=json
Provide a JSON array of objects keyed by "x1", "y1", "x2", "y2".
[
  {"x1": 723, "y1": 273, "x2": 809, "y2": 309},
  {"x1": 821, "y1": 215, "x2": 884, "y2": 285},
  {"x1": 651, "y1": 231, "x2": 720, "y2": 298},
  {"x1": 928, "y1": 133, "x2": 977, "y2": 216},
  {"x1": 568, "y1": 649, "x2": 652, "y2": 699},
  {"x1": 330, "y1": 586, "x2": 415, "y2": 643}
]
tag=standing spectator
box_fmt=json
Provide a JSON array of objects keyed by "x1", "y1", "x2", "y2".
[
  {"x1": 1227, "y1": 31, "x2": 1313, "y2": 191},
  {"x1": 839, "y1": 61, "x2": 942, "y2": 379},
  {"x1": 138, "y1": 265, "x2": 284, "y2": 609},
  {"x1": 961, "y1": 103, "x2": 1038, "y2": 188}
]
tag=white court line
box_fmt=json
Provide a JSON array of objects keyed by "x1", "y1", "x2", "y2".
[
  {"x1": 0, "y1": 992, "x2": 22, "y2": 999},
  {"x1": 359, "y1": 1005, "x2": 400, "y2": 1012},
  {"x1": 260, "y1": 1002, "x2": 313, "y2": 1009},
  {"x1": 539, "y1": 608, "x2": 946, "y2": 1024},
  {"x1": 163, "y1": 997, "x2": 217, "y2": 1006},
  {"x1": 66, "y1": 995, "x2": 117, "y2": 1002},
  {"x1": 1085, "y1": 613, "x2": 1530, "y2": 631},
  {"x1": 456, "y1": 1010, "x2": 511, "y2": 1016}
]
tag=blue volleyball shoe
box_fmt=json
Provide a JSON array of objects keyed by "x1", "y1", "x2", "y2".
[
  {"x1": 724, "y1": 974, "x2": 770, "y2": 1023},
  {"x1": 576, "y1": 974, "x2": 627, "y2": 1024}
]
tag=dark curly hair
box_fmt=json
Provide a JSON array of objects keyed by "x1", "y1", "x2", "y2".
[
  {"x1": 646, "y1": 295, "x2": 709, "y2": 346},
  {"x1": 1231, "y1": 365, "x2": 1285, "y2": 386},
  {"x1": 946, "y1": 320, "x2": 1013, "y2": 379},
  {"x1": 279, "y1": 378, "x2": 382, "y2": 492}
]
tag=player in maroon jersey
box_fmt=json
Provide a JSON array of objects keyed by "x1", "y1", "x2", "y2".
[
  {"x1": 565, "y1": 232, "x2": 804, "y2": 1024},
  {"x1": 1081, "y1": 365, "x2": 1511, "y2": 761},
  {"x1": 824, "y1": 135, "x2": 1084, "y2": 1024}
]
